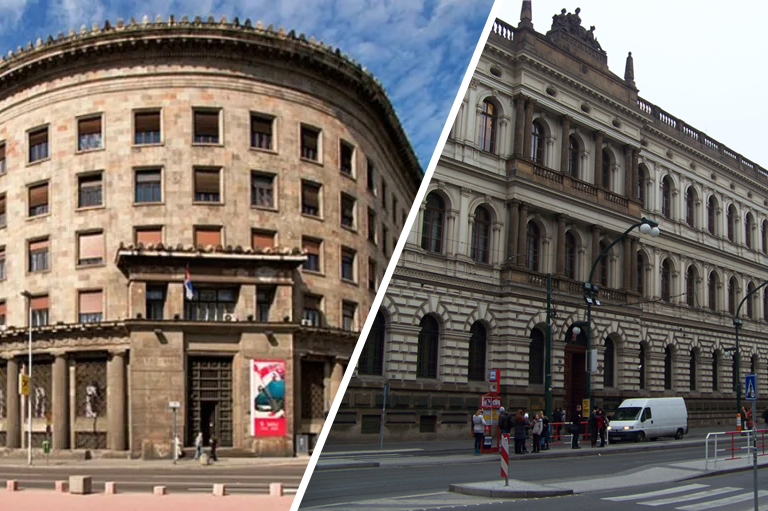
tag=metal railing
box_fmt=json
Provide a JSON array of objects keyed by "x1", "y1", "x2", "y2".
[{"x1": 705, "y1": 428, "x2": 767, "y2": 469}]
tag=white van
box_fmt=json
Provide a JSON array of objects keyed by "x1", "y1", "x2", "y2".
[{"x1": 607, "y1": 397, "x2": 688, "y2": 442}]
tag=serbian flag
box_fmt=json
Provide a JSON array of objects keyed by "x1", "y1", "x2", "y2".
[{"x1": 184, "y1": 266, "x2": 194, "y2": 300}]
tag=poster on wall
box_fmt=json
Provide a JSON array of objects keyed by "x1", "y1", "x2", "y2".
[{"x1": 250, "y1": 359, "x2": 286, "y2": 437}]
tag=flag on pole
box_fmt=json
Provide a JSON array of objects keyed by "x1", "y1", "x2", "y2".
[{"x1": 184, "y1": 266, "x2": 194, "y2": 300}]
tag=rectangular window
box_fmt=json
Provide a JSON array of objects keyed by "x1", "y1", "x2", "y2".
[
  {"x1": 134, "y1": 110, "x2": 161, "y2": 145},
  {"x1": 342, "y1": 301, "x2": 356, "y2": 331},
  {"x1": 0, "y1": 194, "x2": 5, "y2": 228},
  {"x1": 366, "y1": 158, "x2": 376, "y2": 194},
  {"x1": 300, "y1": 125, "x2": 320, "y2": 161},
  {"x1": 30, "y1": 295, "x2": 49, "y2": 326},
  {"x1": 251, "y1": 114, "x2": 274, "y2": 150},
  {"x1": 368, "y1": 208, "x2": 377, "y2": 243},
  {"x1": 382, "y1": 181, "x2": 387, "y2": 210},
  {"x1": 78, "y1": 231, "x2": 104, "y2": 266},
  {"x1": 28, "y1": 127, "x2": 49, "y2": 163},
  {"x1": 78, "y1": 173, "x2": 103, "y2": 208},
  {"x1": 250, "y1": 172, "x2": 275, "y2": 208},
  {"x1": 193, "y1": 167, "x2": 221, "y2": 203},
  {"x1": 0, "y1": 142, "x2": 6, "y2": 173},
  {"x1": 29, "y1": 238, "x2": 50, "y2": 272},
  {"x1": 302, "y1": 181, "x2": 321, "y2": 217},
  {"x1": 77, "y1": 116, "x2": 102, "y2": 151},
  {"x1": 146, "y1": 285, "x2": 166, "y2": 320},
  {"x1": 193, "y1": 109, "x2": 220, "y2": 144},
  {"x1": 257, "y1": 286, "x2": 276, "y2": 322},
  {"x1": 194, "y1": 226, "x2": 222, "y2": 247},
  {"x1": 135, "y1": 168, "x2": 162, "y2": 203},
  {"x1": 383, "y1": 227, "x2": 389, "y2": 256},
  {"x1": 28, "y1": 182, "x2": 49, "y2": 217},
  {"x1": 78, "y1": 290, "x2": 103, "y2": 323},
  {"x1": 135, "y1": 226, "x2": 162, "y2": 245},
  {"x1": 341, "y1": 193, "x2": 355, "y2": 229},
  {"x1": 340, "y1": 140, "x2": 354, "y2": 175},
  {"x1": 0, "y1": 301, "x2": 6, "y2": 326},
  {"x1": 303, "y1": 294, "x2": 322, "y2": 326},
  {"x1": 302, "y1": 237, "x2": 321, "y2": 272},
  {"x1": 368, "y1": 258, "x2": 377, "y2": 291},
  {"x1": 341, "y1": 247, "x2": 356, "y2": 282},
  {"x1": 184, "y1": 287, "x2": 237, "y2": 321},
  {"x1": 0, "y1": 246, "x2": 5, "y2": 281},
  {"x1": 252, "y1": 230, "x2": 275, "y2": 250}
]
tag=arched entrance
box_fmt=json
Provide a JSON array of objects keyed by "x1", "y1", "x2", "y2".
[{"x1": 563, "y1": 326, "x2": 587, "y2": 411}]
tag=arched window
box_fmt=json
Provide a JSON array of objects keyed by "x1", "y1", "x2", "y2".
[
  {"x1": 745, "y1": 213, "x2": 753, "y2": 249},
  {"x1": 528, "y1": 328, "x2": 545, "y2": 384},
  {"x1": 421, "y1": 192, "x2": 445, "y2": 253},
  {"x1": 526, "y1": 221, "x2": 540, "y2": 272},
  {"x1": 661, "y1": 259, "x2": 671, "y2": 302},
  {"x1": 417, "y1": 315, "x2": 439, "y2": 378},
  {"x1": 727, "y1": 205, "x2": 736, "y2": 243},
  {"x1": 565, "y1": 231, "x2": 576, "y2": 280},
  {"x1": 359, "y1": 311, "x2": 385, "y2": 375},
  {"x1": 712, "y1": 353, "x2": 719, "y2": 391},
  {"x1": 686, "y1": 188, "x2": 695, "y2": 227},
  {"x1": 639, "y1": 344, "x2": 646, "y2": 389},
  {"x1": 708, "y1": 196, "x2": 716, "y2": 235},
  {"x1": 662, "y1": 177, "x2": 672, "y2": 219},
  {"x1": 638, "y1": 166, "x2": 647, "y2": 208},
  {"x1": 686, "y1": 266, "x2": 696, "y2": 307},
  {"x1": 728, "y1": 277, "x2": 738, "y2": 314},
  {"x1": 568, "y1": 136, "x2": 579, "y2": 178},
  {"x1": 478, "y1": 99, "x2": 496, "y2": 153},
  {"x1": 690, "y1": 350, "x2": 697, "y2": 391},
  {"x1": 599, "y1": 240, "x2": 609, "y2": 288},
  {"x1": 664, "y1": 346, "x2": 673, "y2": 390},
  {"x1": 531, "y1": 120, "x2": 545, "y2": 164},
  {"x1": 601, "y1": 149, "x2": 611, "y2": 189},
  {"x1": 637, "y1": 252, "x2": 645, "y2": 296},
  {"x1": 604, "y1": 337, "x2": 615, "y2": 388},
  {"x1": 470, "y1": 206, "x2": 491, "y2": 264},
  {"x1": 468, "y1": 322, "x2": 487, "y2": 381},
  {"x1": 763, "y1": 220, "x2": 768, "y2": 255},
  {"x1": 709, "y1": 272, "x2": 718, "y2": 311},
  {"x1": 747, "y1": 282, "x2": 755, "y2": 319}
]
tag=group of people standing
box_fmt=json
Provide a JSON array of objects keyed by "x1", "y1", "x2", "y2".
[{"x1": 495, "y1": 407, "x2": 551, "y2": 454}]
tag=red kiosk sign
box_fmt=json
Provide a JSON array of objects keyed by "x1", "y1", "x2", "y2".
[{"x1": 480, "y1": 369, "x2": 502, "y2": 453}]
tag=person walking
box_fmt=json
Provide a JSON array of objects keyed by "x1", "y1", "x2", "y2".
[
  {"x1": 472, "y1": 409, "x2": 486, "y2": 455},
  {"x1": 553, "y1": 407, "x2": 562, "y2": 442},
  {"x1": 513, "y1": 409, "x2": 527, "y2": 455},
  {"x1": 209, "y1": 431, "x2": 218, "y2": 462},
  {"x1": 589, "y1": 406, "x2": 599, "y2": 447},
  {"x1": 498, "y1": 407, "x2": 512, "y2": 436},
  {"x1": 522, "y1": 411, "x2": 531, "y2": 453},
  {"x1": 531, "y1": 414, "x2": 543, "y2": 453},
  {"x1": 540, "y1": 411, "x2": 550, "y2": 450},
  {"x1": 571, "y1": 405, "x2": 582, "y2": 449},
  {"x1": 596, "y1": 408, "x2": 606, "y2": 447},
  {"x1": 193, "y1": 431, "x2": 204, "y2": 460}
]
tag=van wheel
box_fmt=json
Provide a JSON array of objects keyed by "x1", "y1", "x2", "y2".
[
  {"x1": 675, "y1": 429, "x2": 684, "y2": 440},
  {"x1": 636, "y1": 432, "x2": 645, "y2": 443}
]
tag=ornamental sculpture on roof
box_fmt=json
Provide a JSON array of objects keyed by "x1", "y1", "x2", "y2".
[{"x1": 550, "y1": 7, "x2": 603, "y2": 51}]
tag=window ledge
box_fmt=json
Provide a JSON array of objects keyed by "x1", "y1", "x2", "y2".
[
  {"x1": 341, "y1": 225, "x2": 357, "y2": 234},
  {"x1": 77, "y1": 263, "x2": 106, "y2": 270},
  {"x1": 26, "y1": 213, "x2": 51, "y2": 222},
  {"x1": 249, "y1": 147, "x2": 278, "y2": 156},
  {"x1": 132, "y1": 142, "x2": 165, "y2": 148},
  {"x1": 251, "y1": 205, "x2": 278, "y2": 212},
  {"x1": 192, "y1": 142, "x2": 224, "y2": 148},
  {"x1": 133, "y1": 201, "x2": 165, "y2": 207},
  {"x1": 26, "y1": 157, "x2": 51, "y2": 167},
  {"x1": 340, "y1": 278, "x2": 358, "y2": 287},
  {"x1": 76, "y1": 205, "x2": 106, "y2": 212},
  {"x1": 300, "y1": 157, "x2": 323, "y2": 167},
  {"x1": 302, "y1": 269, "x2": 325, "y2": 277},
  {"x1": 302, "y1": 213, "x2": 324, "y2": 222},
  {"x1": 192, "y1": 201, "x2": 225, "y2": 207},
  {"x1": 76, "y1": 147, "x2": 106, "y2": 155},
  {"x1": 0, "y1": 224, "x2": 6, "y2": 231},
  {"x1": 340, "y1": 170, "x2": 356, "y2": 181},
  {"x1": 27, "y1": 269, "x2": 52, "y2": 276}
]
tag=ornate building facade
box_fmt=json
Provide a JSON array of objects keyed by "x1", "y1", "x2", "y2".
[
  {"x1": 332, "y1": 2, "x2": 768, "y2": 443},
  {"x1": 0, "y1": 16, "x2": 420, "y2": 456}
]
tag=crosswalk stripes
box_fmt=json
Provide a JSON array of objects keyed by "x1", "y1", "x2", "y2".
[
  {"x1": 638, "y1": 488, "x2": 741, "y2": 507},
  {"x1": 602, "y1": 484, "x2": 768, "y2": 510},
  {"x1": 675, "y1": 490, "x2": 768, "y2": 511},
  {"x1": 603, "y1": 484, "x2": 710, "y2": 502}
]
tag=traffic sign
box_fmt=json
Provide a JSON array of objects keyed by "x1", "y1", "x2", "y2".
[
  {"x1": 745, "y1": 373, "x2": 757, "y2": 401},
  {"x1": 19, "y1": 374, "x2": 29, "y2": 396},
  {"x1": 168, "y1": 401, "x2": 181, "y2": 409}
]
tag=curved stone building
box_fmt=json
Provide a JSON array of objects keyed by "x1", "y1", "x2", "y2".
[{"x1": 0, "y1": 15, "x2": 420, "y2": 457}]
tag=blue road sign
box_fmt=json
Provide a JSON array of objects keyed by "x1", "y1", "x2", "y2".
[{"x1": 745, "y1": 373, "x2": 757, "y2": 401}]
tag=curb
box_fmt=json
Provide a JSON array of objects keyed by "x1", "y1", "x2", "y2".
[
  {"x1": 449, "y1": 483, "x2": 573, "y2": 499},
  {"x1": 315, "y1": 462, "x2": 380, "y2": 471}
]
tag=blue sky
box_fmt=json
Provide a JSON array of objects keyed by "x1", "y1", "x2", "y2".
[{"x1": 0, "y1": 0, "x2": 494, "y2": 169}]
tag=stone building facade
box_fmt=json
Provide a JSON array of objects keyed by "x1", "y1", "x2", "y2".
[
  {"x1": 0, "y1": 16, "x2": 421, "y2": 457},
  {"x1": 331, "y1": 2, "x2": 768, "y2": 443}
]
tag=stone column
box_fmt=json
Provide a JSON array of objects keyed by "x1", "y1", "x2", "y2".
[
  {"x1": 594, "y1": 132, "x2": 604, "y2": 185},
  {"x1": 513, "y1": 95, "x2": 526, "y2": 156},
  {"x1": 622, "y1": 236, "x2": 632, "y2": 291},
  {"x1": 458, "y1": 188, "x2": 472, "y2": 258},
  {"x1": 556, "y1": 214, "x2": 566, "y2": 276},
  {"x1": 591, "y1": 225, "x2": 601, "y2": 273},
  {"x1": 107, "y1": 350, "x2": 127, "y2": 451},
  {"x1": 498, "y1": 116, "x2": 510, "y2": 157},
  {"x1": 631, "y1": 149, "x2": 640, "y2": 200},
  {"x1": 517, "y1": 203, "x2": 529, "y2": 268},
  {"x1": 414, "y1": 203, "x2": 426, "y2": 248},
  {"x1": 329, "y1": 359, "x2": 345, "y2": 406},
  {"x1": 52, "y1": 352, "x2": 69, "y2": 449},
  {"x1": 630, "y1": 239, "x2": 639, "y2": 291},
  {"x1": 323, "y1": 361, "x2": 331, "y2": 412},
  {"x1": 624, "y1": 145, "x2": 633, "y2": 197},
  {"x1": 560, "y1": 116, "x2": 571, "y2": 173},
  {"x1": 5, "y1": 357, "x2": 19, "y2": 448},
  {"x1": 446, "y1": 212, "x2": 457, "y2": 256},
  {"x1": 491, "y1": 222, "x2": 503, "y2": 265},
  {"x1": 507, "y1": 200, "x2": 520, "y2": 265},
  {"x1": 293, "y1": 354, "x2": 303, "y2": 434},
  {"x1": 522, "y1": 99, "x2": 535, "y2": 159}
]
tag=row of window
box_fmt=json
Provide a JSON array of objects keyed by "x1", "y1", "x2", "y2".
[{"x1": 0, "y1": 286, "x2": 360, "y2": 331}]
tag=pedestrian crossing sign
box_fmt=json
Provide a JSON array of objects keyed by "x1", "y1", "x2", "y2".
[{"x1": 745, "y1": 373, "x2": 757, "y2": 401}]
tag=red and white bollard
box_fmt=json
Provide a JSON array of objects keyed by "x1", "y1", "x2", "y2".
[{"x1": 500, "y1": 433, "x2": 510, "y2": 487}]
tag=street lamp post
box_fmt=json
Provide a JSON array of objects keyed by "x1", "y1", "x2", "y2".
[
  {"x1": 20, "y1": 290, "x2": 32, "y2": 466},
  {"x1": 731, "y1": 279, "x2": 768, "y2": 425},
  {"x1": 581, "y1": 218, "x2": 660, "y2": 410}
]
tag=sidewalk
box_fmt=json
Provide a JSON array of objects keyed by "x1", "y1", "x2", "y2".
[{"x1": 0, "y1": 455, "x2": 309, "y2": 469}]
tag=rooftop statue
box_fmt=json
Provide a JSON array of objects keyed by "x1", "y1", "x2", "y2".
[{"x1": 550, "y1": 7, "x2": 603, "y2": 51}]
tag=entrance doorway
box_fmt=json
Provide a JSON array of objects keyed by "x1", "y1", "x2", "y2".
[
  {"x1": 563, "y1": 326, "x2": 588, "y2": 412},
  {"x1": 187, "y1": 357, "x2": 233, "y2": 447}
]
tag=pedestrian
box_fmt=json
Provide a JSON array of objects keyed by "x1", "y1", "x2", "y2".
[
  {"x1": 472, "y1": 409, "x2": 486, "y2": 456},
  {"x1": 522, "y1": 411, "x2": 531, "y2": 453},
  {"x1": 589, "y1": 406, "x2": 599, "y2": 448},
  {"x1": 193, "y1": 431, "x2": 203, "y2": 460},
  {"x1": 531, "y1": 414, "x2": 543, "y2": 453},
  {"x1": 553, "y1": 407, "x2": 562, "y2": 441},
  {"x1": 762, "y1": 406, "x2": 768, "y2": 425},
  {"x1": 513, "y1": 409, "x2": 527, "y2": 455},
  {"x1": 571, "y1": 405, "x2": 582, "y2": 449},
  {"x1": 210, "y1": 433, "x2": 219, "y2": 462},
  {"x1": 498, "y1": 407, "x2": 512, "y2": 436},
  {"x1": 174, "y1": 436, "x2": 185, "y2": 459},
  {"x1": 596, "y1": 409, "x2": 606, "y2": 447},
  {"x1": 742, "y1": 406, "x2": 753, "y2": 431},
  {"x1": 540, "y1": 411, "x2": 550, "y2": 450}
]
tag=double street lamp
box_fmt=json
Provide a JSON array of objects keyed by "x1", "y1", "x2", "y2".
[{"x1": 574, "y1": 218, "x2": 660, "y2": 410}]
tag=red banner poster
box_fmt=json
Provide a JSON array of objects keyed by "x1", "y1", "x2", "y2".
[{"x1": 251, "y1": 359, "x2": 286, "y2": 437}]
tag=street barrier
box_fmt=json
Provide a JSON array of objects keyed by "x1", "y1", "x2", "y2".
[
  {"x1": 705, "y1": 428, "x2": 767, "y2": 469},
  {"x1": 500, "y1": 433, "x2": 509, "y2": 486}
]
